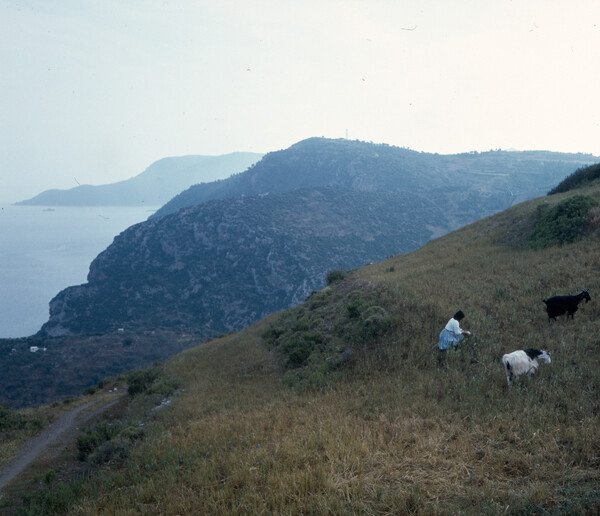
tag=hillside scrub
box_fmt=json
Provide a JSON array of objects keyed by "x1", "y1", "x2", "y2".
[
  {"x1": 26, "y1": 188, "x2": 600, "y2": 514},
  {"x1": 526, "y1": 194, "x2": 598, "y2": 249},
  {"x1": 0, "y1": 399, "x2": 89, "y2": 470},
  {"x1": 0, "y1": 406, "x2": 46, "y2": 467},
  {"x1": 549, "y1": 162, "x2": 600, "y2": 194}
]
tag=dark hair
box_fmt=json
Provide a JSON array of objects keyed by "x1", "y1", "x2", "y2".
[{"x1": 453, "y1": 310, "x2": 465, "y2": 321}]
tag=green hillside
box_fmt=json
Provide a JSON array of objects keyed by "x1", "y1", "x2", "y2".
[
  {"x1": 3, "y1": 184, "x2": 599, "y2": 514},
  {"x1": 549, "y1": 162, "x2": 600, "y2": 194}
]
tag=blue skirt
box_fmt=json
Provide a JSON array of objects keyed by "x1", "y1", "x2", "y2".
[{"x1": 438, "y1": 329, "x2": 464, "y2": 350}]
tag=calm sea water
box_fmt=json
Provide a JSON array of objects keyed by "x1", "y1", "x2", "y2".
[{"x1": 0, "y1": 204, "x2": 158, "y2": 338}]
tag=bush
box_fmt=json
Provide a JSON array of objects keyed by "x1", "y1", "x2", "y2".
[
  {"x1": 347, "y1": 301, "x2": 362, "y2": 319},
  {"x1": 283, "y1": 339, "x2": 314, "y2": 369},
  {"x1": 126, "y1": 368, "x2": 160, "y2": 396},
  {"x1": 17, "y1": 480, "x2": 85, "y2": 515},
  {"x1": 84, "y1": 386, "x2": 99, "y2": 396},
  {"x1": 262, "y1": 327, "x2": 285, "y2": 348},
  {"x1": 549, "y1": 163, "x2": 600, "y2": 194},
  {"x1": 326, "y1": 270, "x2": 346, "y2": 285},
  {"x1": 527, "y1": 195, "x2": 598, "y2": 249},
  {"x1": 77, "y1": 421, "x2": 124, "y2": 461},
  {"x1": 87, "y1": 439, "x2": 129, "y2": 467},
  {"x1": 147, "y1": 376, "x2": 179, "y2": 397},
  {"x1": 0, "y1": 405, "x2": 24, "y2": 431},
  {"x1": 360, "y1": 306, "x2": 392, "y2": 339},
  {"x1": 43, "y1": 469, "x2": 57, "y2": 485},
  {"x1": 262, "y1": 279, "x2": 396, "y2": 387},
  {"x1": 0, "y1": 405, "x2": 43, "y2": 434}
]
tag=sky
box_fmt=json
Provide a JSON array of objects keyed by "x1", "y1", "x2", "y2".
[{"x1": 1, "y1": 0, "x2": 600, "y2": 204}]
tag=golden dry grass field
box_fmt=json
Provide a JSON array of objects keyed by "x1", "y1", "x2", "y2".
[{"x1": 5, "y1": 184, "x2": 600, "y2": 515}]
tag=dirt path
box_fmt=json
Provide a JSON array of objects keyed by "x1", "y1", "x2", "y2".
[{"x1": 0, "y1": 393, "x2": 124, "y2": 492}]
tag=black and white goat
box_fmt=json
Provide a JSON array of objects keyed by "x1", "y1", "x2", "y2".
[
  {"x1": 542, "y1": 289, "x2": 591, "y2": 321},
  {"x1": 502, "y1": 348, "x2": 551, "y2": 386}
]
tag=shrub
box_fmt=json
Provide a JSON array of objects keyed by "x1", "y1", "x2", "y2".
[
  {"x1": 262, "y1": 326, "x2": 285, "y2": 347},
  {"x1": 549, "y1": 163, "x2": 600, "y2": 194},
  {"x1": 527, "y1": 195, "x2": 598, "y2": 249},
  {"x1": 262, "y1": 279, "x2": 396, "y2": 386},
  {"x1": 326, "y1": 270, "x2": 346, "y2": 285},
  {"x1": 17, "y1": 480, "x2": 85, "y2": 515},
  {"x1": 98, "y1": 377, "x2": 114, "y2": 389},
  {"x1": 126, "y1": 368, "x2": 160, "y2": 396},
  {"x1": 147, "y1": 376, "x2": 179, "y2": 397},
  {"x1": 347, "y1": 301, "x2": 362, "y2": 319},
  {"x1": 0, "y1": 405, "x2": 24, "y2": 431},
  {"x1": 292, "y1": 317, "x2": 310, "y2": 332},
  {"x1": 360, "y1": 306, "x2": 392, "y2": 340},
  {"x1": 0, "y1": 405, "x2": 43, "y2": 434},
  {"x1": 87, "y1": 439, "x2": 129, "y2": 467},
  {"x1": 283, "y1": 339, "x2": 314, "y2": 369},
  {"x1": 77, "y1": 421, "x2": 124, "y2": 461},
  {"x1": 43, "y1": 469, "x2": 57, "y2": 486}
]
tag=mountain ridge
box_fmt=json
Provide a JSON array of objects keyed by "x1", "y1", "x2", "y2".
[
  {"x1": 36, "y1": 138, "x2": 598, "y2": 339},
  {"x1": 15, "y1": 152, "x2": 263, "y2": 206},
  {"x1": 153, "y1": 137, "x2": 597, "y2": 217}
]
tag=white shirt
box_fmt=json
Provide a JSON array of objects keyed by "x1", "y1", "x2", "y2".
[{"x1": 444, "y1": 317, "x2": 462, "y2": 336}]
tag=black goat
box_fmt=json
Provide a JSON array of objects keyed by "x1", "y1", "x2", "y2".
[{"x1": 542, "y1": 289, "x2": 591, "y2": 321}]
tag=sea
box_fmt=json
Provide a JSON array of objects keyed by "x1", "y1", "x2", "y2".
[{"x1": 0, "y1": 204, "x2": 159, "y2": 339}]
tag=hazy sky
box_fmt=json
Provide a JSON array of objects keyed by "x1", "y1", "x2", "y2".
[{"x1": 2, "y1": 0, "x2": 599, "y2": 203}]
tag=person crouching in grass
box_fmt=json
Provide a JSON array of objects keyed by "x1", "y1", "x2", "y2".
[{"x1": 438, "y1": 310, "x2": 471, "y2": 350}]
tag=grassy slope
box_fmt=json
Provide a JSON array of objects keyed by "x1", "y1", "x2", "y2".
[
  {"x1": 0, "y1": 401, "x2": 84, "y2": 468},
  {"x1": 18, "y1": 186, "x2": 600, "y2": 514}
]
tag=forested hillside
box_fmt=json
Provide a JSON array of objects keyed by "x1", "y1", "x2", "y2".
[
  {"x1": 154, "y1": 137, "x2": 595, "y2": 217},
  {"x1": 38, "y1": 187, "x2": 440, "y2": 338},
  {"x1": 36, "y1": 139, "x2": 597, "y2": 339}
]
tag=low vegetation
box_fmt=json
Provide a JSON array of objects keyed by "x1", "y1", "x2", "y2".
[
  {"x1": 526, "y1": 194, "x2": 598, "y2": 249},
  {"x1": 125, "y1": 365, "x2": 179, "y2": 398},
  {"x1": 0, "y1": 396, "x2": 91, "y2": 472},
  {"x1": 548, "y1": 162, "x2": 600, "y2": 194},
  {"x1": 0, "y1": 406, "x2": 46, "y2": 467},
  {"x1": 0, "y1": 330, "x2": 199, "y2": 409},
  {"x1": 6, "y1": 185, "x2": 600, "y2": 514},
  {"x1": 16, "y1": 472, "x2": 85, "y2": 515}
]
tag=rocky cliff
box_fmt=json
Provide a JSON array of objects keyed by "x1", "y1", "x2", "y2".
[{"x1": 40, "y1": 187, "x2": 438, "y2": 337}]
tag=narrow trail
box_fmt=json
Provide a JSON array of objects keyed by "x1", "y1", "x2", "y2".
[{"x1": 0, "y1": 393, "x2": 123, "y2": 492}]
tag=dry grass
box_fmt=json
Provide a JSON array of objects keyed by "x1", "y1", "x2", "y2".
[
  {"x1": 0, "y1": 397, "x2": 91, "y2": 468},
  {"x1": 22, "y1": 186, "x2": 600, "y2": 514}
]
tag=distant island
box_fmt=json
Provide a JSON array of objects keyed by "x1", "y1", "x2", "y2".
[{"x1": 15, "y1": 152, "x2": 263, "y2": 207}]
